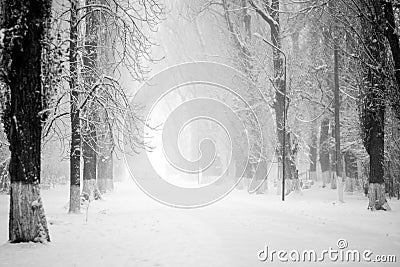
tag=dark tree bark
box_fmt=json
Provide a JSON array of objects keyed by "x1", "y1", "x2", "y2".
[
  {"x1": 328, "y1": 121, "x2": 336, "y2": 189},
  {"x1": 362, "y1": 70, "x2": 387, "y2": 209},
  {"x1": 359, "y1": 1, "x2": 390, "y2": 211},
  {"x1": 0, "y1": 0, "x2": 52, "y2": 242},
  {"x1": 307, "y1": 18, "x2": 320, "y2": 182},
  {"x1": 319, "y1": 118, "x2": 330, "y2": 186},
  {"x1": 329, "y1": 120, "x2": 337, "y2": 189},
  {"x1": 333, "y1": 41, "x2": 342, "y2": 180},
  {"x1": 82, "y1": 0, "x2": 100, "y2": 199},
  {"x1": 381, "y1": 1, "x2": 400, "y2": 120},
  {"x1": 269, "y1": 0, "x2": 287, "y2": 187},
  {"x1": 69, "y1": 0, "x2": 81, "y2": 213}
]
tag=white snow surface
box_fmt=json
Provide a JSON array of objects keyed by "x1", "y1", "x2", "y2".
[{"x1": 0, "y1": 179, "x2": 399, "y2": 267}]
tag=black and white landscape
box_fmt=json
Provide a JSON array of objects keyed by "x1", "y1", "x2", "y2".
[{"x1": 0, "y1": 0, "x2": 399, "y2": 266}]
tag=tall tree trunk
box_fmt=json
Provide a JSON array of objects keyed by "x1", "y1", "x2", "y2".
[
  {"x1": 308, "y1": 19, "x2": 320, "y2": 183},
  {"x1": 381, "y1": 1, "x2": 400, "y2": 120},
  {"x1": 330, "y1": 120, "x2": 337, "y2": 189},
  {"x1": 270, "y1": 0, "x2": 287, "y2": 194},
  {"x1": 69, "y1": 0, "x2": 81, "y2": 213},
  {"x1": 363, "y1": 81, "x2": 387, "y2": 210},
  {"x1": 319, "y1": 118, "x2": 330, "y2": 187},
  {"x1": 0, "y1": 0, "x2": 52, "y2": 242},
  {"x1": 82, "y1": 0, "x2": 99, "y2": 200},
  {"x1": 333, "y1": 39, "x2": 343, "y2": 201},
  {"x1": 360, "y1": 1, "x2": 390, "y2": 211}
]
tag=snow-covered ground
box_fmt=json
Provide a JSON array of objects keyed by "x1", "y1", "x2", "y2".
[{"x1": 0, "y1": 179, "x2": 399, "y2": 267}]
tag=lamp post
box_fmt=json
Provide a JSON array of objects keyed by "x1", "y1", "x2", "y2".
[{"x1": 253, "y1": 33, "x2": 287, "y2": 201}]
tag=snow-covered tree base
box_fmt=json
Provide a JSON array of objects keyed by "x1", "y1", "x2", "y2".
[
  {"x1": 9, "y1": 182, "x2": 50, "y2": 243},
  {"x1": 368, "y1": 183, "x2": 391, "y2": 211},
  {"x1": 69, "y1": 185, "x2": 80, "y2": 213}
]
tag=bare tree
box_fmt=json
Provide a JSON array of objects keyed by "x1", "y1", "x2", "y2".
[
  {"x1": 0, "y1": 0, "x2": 52, "y2": 242},
  {"x1": 42, "y1": 0, "x2": 164, "y2": 208},
  {"x1": 358, "y1": 0, "x2": 391, "y2": 210},
  {"x1": 69, "y1": 0, "x2": 81, "y2": 213}
]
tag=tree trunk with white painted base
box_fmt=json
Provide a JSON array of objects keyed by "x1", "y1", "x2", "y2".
[
  {"x1": 359, "y1": 1, "x2": 390, "y2": 211},
  {"x1": 9, "y1": 183, "x2": 50, "y2": 242},
  {"x1": 0, "y1": 0, "x2": 52, "y2": 242}
]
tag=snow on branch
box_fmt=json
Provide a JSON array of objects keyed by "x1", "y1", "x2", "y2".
[{"x1": 248, "y1": 0, "x2": 279, "y2": 29}]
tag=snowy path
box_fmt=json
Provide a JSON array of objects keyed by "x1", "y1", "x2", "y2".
[{"x1": 0, "y1": 180, "x2": 399, "y2": 267}]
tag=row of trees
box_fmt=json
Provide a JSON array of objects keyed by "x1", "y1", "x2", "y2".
[
  {"x1": 0, "y1": 0, "x2": 162, "y2": 242},
  {"x1": 189, "y1": 0, "x2": 400, "y2": 207}
]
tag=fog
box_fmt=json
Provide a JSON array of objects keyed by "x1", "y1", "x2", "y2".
[{"x1": 0, "y1": 0, "x2": 399, "y2": 266}]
